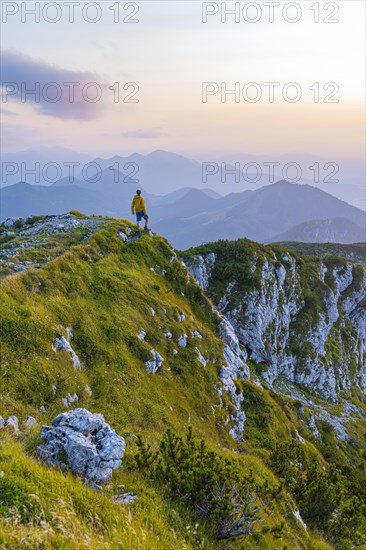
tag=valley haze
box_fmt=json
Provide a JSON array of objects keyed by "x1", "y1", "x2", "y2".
[{"x1": 1, "y1": 149, "x2": 365, "y2": 248}]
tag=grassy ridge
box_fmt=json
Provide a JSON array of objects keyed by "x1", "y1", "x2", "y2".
[{"x1": 0, "y1": 218, "x2": 345, "y2": 548}]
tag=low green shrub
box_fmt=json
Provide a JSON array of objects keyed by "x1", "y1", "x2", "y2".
[{"x1": 136, "y1": 426, "x2": 282, "y2": 541}]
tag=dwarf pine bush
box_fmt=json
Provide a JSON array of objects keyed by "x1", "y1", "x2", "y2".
[{"x1": 136, "y1": 426, "x2": 281, "y2": 541}]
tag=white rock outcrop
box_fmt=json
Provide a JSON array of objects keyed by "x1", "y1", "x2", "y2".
[
  {"x1": 55, "y1": 334, "x2": 81, "y2": 370},
  {"x1": 24, "y1": 416, "x2": 37, "y2": 427},
  {"x1": 62, "y1": 393, "x2": 79, "y2": 408},
  {"x1": 2, "y1": 217, "x2": 23, "y2": 228},
  {"x1": 5, "y1": 415, "x2": 20, "y2": 433},
  {"x1": 186, "y1": 253, "x2": 216, "y2": 291},
  {"x1": 118, "y1": 230, "x2": 127, "y2": 242},
  {"x1": 37, "y1": 408, "x2": 125, "y2": 484},
  {"x1": 195, "y1": 347, "x2": 207, "y2": 366},
  {"x1": 145, "y1": 350, "x2": 164, "y2": 373},
  {"x1": 178, "y1": 334, "x2": 188, "y2": 348},
  {"x1": 138, "y1": 329, "x2": 146, "y2": 341},
  {"x1": 187, "y1": 253, "x2": 366, "y2": 403}
]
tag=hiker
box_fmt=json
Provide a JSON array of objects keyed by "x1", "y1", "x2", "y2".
[{"x1": 131, "y1": 189, "x2": 149, "y2": 233}]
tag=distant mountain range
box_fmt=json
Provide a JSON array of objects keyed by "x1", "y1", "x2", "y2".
[
  {"x1": 271, "y1": 242, "x2": 366, "y2": 266},
  {"x1": 1, "y1": 148, "x2": 94, "y2": 187},
  {"x1": 271, "y1": 217, "x2": 366, "y2": 244},
  {"x1": 1, "y1": 179, "x2": 364, "y2": 247},
  {"x1": 2, "y1": 149, "x2": 365, "y2": 210},
  {"x1": 152, "y1": 181, "x2": 365, "y2": 248}
]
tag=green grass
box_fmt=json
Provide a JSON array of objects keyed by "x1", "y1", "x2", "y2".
[
  {"x1": 0, "y1": 438, "x2": 212, "y2": 549},
  {"x1": 1, "y1": 219, "x2": 357, "y2": 549}
]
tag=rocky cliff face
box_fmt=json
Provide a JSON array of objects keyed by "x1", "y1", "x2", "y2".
[{"x1": 185, "y1": 243, "x2": 366, "y2": 402}]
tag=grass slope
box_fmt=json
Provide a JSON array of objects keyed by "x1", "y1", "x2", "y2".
[{"x1": 0, "y1": 216, "x2": 345, "y2": 549}]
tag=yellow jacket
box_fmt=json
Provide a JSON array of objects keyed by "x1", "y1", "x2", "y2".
[{"x1": 131, "y1": 195, "x2": 147, "y2": 215}]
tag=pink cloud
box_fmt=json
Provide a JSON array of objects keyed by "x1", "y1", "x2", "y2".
[{"x1": 1, "y1": 51, "x2": 105, "y2": 121}]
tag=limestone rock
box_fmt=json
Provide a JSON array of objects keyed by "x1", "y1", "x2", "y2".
[
  {"x1": 55, "y1": 336, "x2": 81, "y2": 369},
  {"x1": 145, "y1": 350, "x2": 164, "y2": 373},
  {"x1": 195, "y1": 347, "x2": 207, "y2": 366},
  {"x1": 62, "y1": 393, "x2": 79, "y2": 408},
  {"x1": 187, "y1": 252, "x2": 366, "y2": 403},
  {"x1": 5, "y1": 416, "x2": 20, "y2": 433},
  {"x1": 24, "y1": 416, "x2": 37, "y2": 427},
  {"x1": 2, "y1": 217, "x2": 23, "y2": 228},
  {"x1": 186, "y1": 253, "x2": 216, "y2": 291},
  {"x1": 138, "y1": 329, "x2": 146, "y2": 341},
  {"x1": 178, "y1": 334, "x2": 188, "y2": 348},
  {"x1": 113, "y1": 492, "x2": 137, "y2": 504},
  {"x1": 37, "y1": 408, "x2": 125, "y2": 484},
  {"x1": 308, "y1": 415, "x2": 321, "y2": 439}
]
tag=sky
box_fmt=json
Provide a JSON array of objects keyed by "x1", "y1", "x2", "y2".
[{"x1": 1, "y1": 0, "x2": 365, "y2": 161}]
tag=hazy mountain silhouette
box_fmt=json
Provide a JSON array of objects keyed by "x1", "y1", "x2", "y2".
[
  {"x1": 270, "y1": 217, "x2": 365, "y2": 244},
  {"x1": 153, "y1": 181, "x2": 366, "y2": 248},
  {"x1": 1, "y1": 148, "x2": 94, "y2": 187},
  {"x1": 2, "y1": 179, "x2": 364, "y2": 247},
  {"x1": 2, "y1": 149, "x2": 364, "y2": 209},
  {"x1": 1, "y1": 182, "x2": 113, "y2": 218}
]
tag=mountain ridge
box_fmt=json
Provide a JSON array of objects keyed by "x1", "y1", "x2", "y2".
[
  {"x1": 1, "y1": 213, "x2": 365, "y2": 549},
  {"x1": 271, "y1": 217, "x2": 365, "y2": 244},
  {"x1": 2, "y1": 149, "x2": 364, "y2": 211},
  {"x1": 2, "y1": 180, "x2": 364, "y2": 247}
]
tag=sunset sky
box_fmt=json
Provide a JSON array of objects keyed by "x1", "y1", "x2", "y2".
[{"x1": 1, "y1": 0, "x2": 365, "y2": 159}]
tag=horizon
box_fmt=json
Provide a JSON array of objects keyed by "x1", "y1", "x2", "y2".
[
  {"x1": 2, "y1": 146, "x2": 365, "y2": 162},
  {"x1": 2, "y1": 146, "x2": 365, "y2": 210},
  {"x1": 1, "y1": 1, "x2": 365, "y2": 161},
  {"x1": 1, "y1": 1, "x2": 365, "y2": 235}
]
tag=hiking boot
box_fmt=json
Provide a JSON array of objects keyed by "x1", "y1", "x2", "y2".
[{"x1": 144, "y1": 227, "x2": 150, "y2": 232}]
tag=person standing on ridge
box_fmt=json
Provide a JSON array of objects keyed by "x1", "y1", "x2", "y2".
[{"x1": 131, "y1": 189, "x2": 150, "y2": 233}]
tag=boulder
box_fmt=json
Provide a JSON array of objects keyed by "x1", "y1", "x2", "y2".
[
  {"x1": 62, "y1": 393, "x2": 79, "y2": 408},
  {"x1": 37, "y1": 408, "x2": 125, "y2": 484},
  {"x1": 138, "y1": 329, "x2": 146, "y2": 341},
  {"x1": 118, "y1": 230, "x2": 127, "y2": 242},
  {"x1": 113, "y1": 492, "x2": 137, "y2": 504},
  {"x1": 2, "y1": 217, "x2": 23, "y2": 228},
  {"x1": 178, "y1": 334, "x2": 188, "y2": 348},
  {"x1": 24, "y1": 416, "x2": 37, "y2": 427},
  {"x1": 5, "y1": 416, "x2": 20, "y2": 433},
  {"x1": 145, "y1": 350, "x2": 164, "y2": 373}
]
